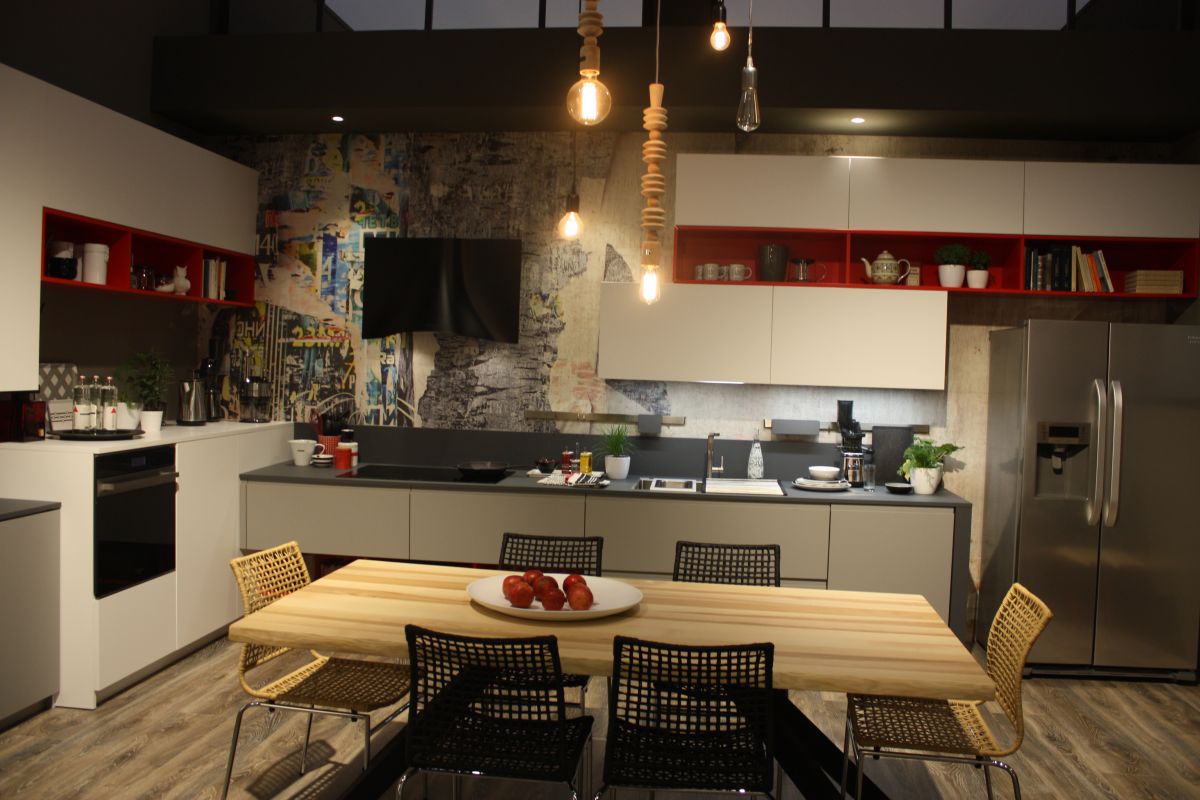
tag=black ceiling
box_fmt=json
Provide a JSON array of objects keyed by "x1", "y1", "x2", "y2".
[{"x1": 152, "y1": 25, "x2": 1200, "y2": 143}]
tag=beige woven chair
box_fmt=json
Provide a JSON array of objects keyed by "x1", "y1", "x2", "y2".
[
  {"x1": 221, "y1": 542, "x2": 410, "y2": 799},
  {"x1": 840, "y1": 582, "x2": 1052, "y2": 800}
]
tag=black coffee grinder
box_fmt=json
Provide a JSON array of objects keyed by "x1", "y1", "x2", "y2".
[{"x1": 838, "y1": 400, "x2": 865, "y2": 487}]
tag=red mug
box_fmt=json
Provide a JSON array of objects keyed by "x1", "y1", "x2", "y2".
[{"x1": 334, "y1": 444, "x2": 353, "y2": 470}]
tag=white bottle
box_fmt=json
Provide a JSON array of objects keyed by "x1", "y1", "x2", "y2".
[
  {"x1": 747, "y1": 438, "x2": 764, "y2": 480},
  {"x1": 100, "y1": 376, "x2": 118, "y2": 431}
]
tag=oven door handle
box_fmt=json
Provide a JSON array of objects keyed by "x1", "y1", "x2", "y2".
[{"x1": 96, "y1": 469, "x2": 179, "y2": 497}]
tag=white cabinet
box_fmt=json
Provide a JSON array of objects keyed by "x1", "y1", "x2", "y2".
[
  {"x1": 598, "y1": 282, "x2": 773, "y2": 384},
  {"x1": 585, "y1": 496, "x2": 830, "y2": 582},
  {"x1": 244, "y1": 481, "x2": 411, "y2": 559},
  {"x1": 849, "y1": 157, "x2": 1024, "y2": 234},
  {"x1": 0, "y1": 509, "x2": 59, "y2": 718},
  {"x1": 98, "y1": 573, "x2": 177, "y2": 690},
  {"x1": 827, "y1": 505, "x2": 954, "y2": 622},
  {"x1": 770, "y1": 286, "x2": 947, "y2": 390},
  {"x1": 409, "y1": 490, "x2": 586, "y2": 564},
  {"x1": 1023, "y1": 162, "x2": 1200, "y2": 239},
  {"x1": 676, "y1": 154, "x2": 850, "y2": 230}
]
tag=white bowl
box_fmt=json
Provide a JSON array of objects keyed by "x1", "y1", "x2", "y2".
[{"x1": 808, "y1": 465, "x2": 841, "y2": 481}]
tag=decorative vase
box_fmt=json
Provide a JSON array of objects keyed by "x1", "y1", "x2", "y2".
[
  {"x1": 172, "y1": 265, "x2": 191, "y2": 296},
  {"x1": 910, "y1": 466, "x2": 942, "y2": 495},
  {"x1": 605, "y1": 455, "x2": 631, "y2": 480},
  {"x1": 937, "y1": 263, "x2": 966, "y2": 288},
  {"x1": 966, "y1": 269, "x2": 990, "y2": 289},
  {"x1": 747, "y1": 440, "x2": 764, "y2": 480},
  {"x1": 140, "y1": 409, "x2": 164, "y2": 436},
  {"x1": 116, "y1": 401, "x2": 142, "y2": 430}
]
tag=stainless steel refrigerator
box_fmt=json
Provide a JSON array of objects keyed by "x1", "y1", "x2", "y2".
[{"x1": 978, "y1": 320, "x2": 1200, "y2": 679}]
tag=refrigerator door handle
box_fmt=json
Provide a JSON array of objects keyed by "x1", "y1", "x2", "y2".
[
  {"x1": 1087, "y1": 378, "x2": 1107, "y2": 527},
  {"x1": 1104, "y1": 380, "x2": 1124, "y2": 527}
]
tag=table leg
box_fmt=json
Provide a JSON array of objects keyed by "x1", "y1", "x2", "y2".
[{"x1": 772, "y1": 691, "x2": 889, "y2": 800}]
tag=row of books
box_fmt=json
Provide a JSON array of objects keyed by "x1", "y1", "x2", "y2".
[
  {"x1": 201, "y1": 258, "x2": 227, "y2": 300},
  {"x1": 1025, "y1": 245, "x2": 1114, "y2": 292},
  {"x1": 1124, "y1": 270, "x2": 1184, "y2": 294}
]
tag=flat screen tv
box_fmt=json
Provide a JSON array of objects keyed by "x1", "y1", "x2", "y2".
[{"x1": 362, "y1": 237, "x2": 523, "y2": 343}]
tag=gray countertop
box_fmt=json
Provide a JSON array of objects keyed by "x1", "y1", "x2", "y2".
[
  {"x1": 242, "y1": 462, "x2": 970, "y2": 508},
  {"x1": 0, "y1": 498, "x2": 62, "y2": 523}
]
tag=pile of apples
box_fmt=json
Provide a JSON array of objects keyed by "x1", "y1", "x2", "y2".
[{"x1": 502, "y1": 570, "x2": 594, "y2": 611}]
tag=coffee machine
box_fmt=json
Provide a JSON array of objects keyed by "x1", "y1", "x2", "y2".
[
  {"x1": 197, "y1": 357, "x2": 222, "y2": 421},
  {"x1": 239, "y1": 376, "x2": 272, "y2": 423},
  {"x1": 837, "y1": 400, "x2": 865, "y2": 487}
]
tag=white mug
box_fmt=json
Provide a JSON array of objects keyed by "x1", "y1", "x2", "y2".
[
  {"x1": 729, "y1": 263, "x2": 752, "y2": 280},
  {"x1": 289, "y1": 439, "x2": 325, "y2": 466},
  {"x1": 701, "y1": 262, "x2": 720, "y2": 280},
  {"x1": 82, "y1": 243, "x2": 109, "y2": 285}
]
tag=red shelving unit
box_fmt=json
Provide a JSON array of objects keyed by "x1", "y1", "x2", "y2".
[
  {"x1": 41, "y1": 208, "x2": 256, "y2": 307},
  {"x1": 672, "y1": 225, "x2": 1199, "y2": 300}
]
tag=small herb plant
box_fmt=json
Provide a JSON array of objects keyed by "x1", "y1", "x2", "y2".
[
  {"x1": 970, "y1": 250, "x2": 992, "y2": 270},
  {"x1": 595, "y1": 424, "x2": 634, "y2": 458},
  {"x1": 934, "y1": 244, "x2": 971, "y2": 266},
  {"x1": 899, "y1": 437, "x2": 962, "y2": 479},
  {"x1": 119, "y1": 350, "x2": 172, "y2": 411}
]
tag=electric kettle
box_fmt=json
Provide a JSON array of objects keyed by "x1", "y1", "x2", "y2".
[{"x1": 178, "y1": 378, "x2": 207, "y2": 426}]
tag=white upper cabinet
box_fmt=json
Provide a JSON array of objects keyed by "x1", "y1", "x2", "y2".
[
  {"x1": 675, "y1": 154, "x2": 850, "y2": 230},
  {"x1": 1024, "y1": 162, "x2": 1200, "y2": 239},
  {"x1": 849, "y1": 157, "x2": 1024, "y2": 234},
  {"x1": 598, "y1": 282, "x2": 774, "y2": 384},
  {"x1": 770, "y1": 287, "x2": 947, "y2": 390}
]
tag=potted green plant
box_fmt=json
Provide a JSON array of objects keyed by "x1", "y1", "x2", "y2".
[
  {"x1": 595, "y1": 424, "x2": 635, "y2": 480},
  {"x1": 967, "y1": 249, "x2": 991, "y2": 289},
  {"x1": 119, "y1": 350, "x2": 172, "y2": 435},
  {"x1": 899, "y1": 436, "x2": 962, "y2": 495},
  {"x1": 934, "y1": 243, "x2": 971, "y2": 288}
]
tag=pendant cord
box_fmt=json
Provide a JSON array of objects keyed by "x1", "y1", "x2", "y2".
[
  {"x1": 572, "y1": 130, "x2": 578, "y2": 192},
  {"x1": 748, "y1": 0, "x2": 754, "y2": 57},
  {"x1": 654, "y1": 0, "x2": 661, "y2": 83}
]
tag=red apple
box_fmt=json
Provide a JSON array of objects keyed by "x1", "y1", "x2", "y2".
[
  {"x1": 541, "y1": 588, "x2": 567, "y2": 611},
  {"x1": 508, "y1": 581, "x2": 534, "y2": 608},
  {"x1": 502, "y1": 575, "x2": 526, "y2": 599},
  {"x1": 533, "y1": 575, "x2": 559, "y2": 600},
  {"x1": 567, "y1": 585, "x2": 594, "y2": 611},
  {"x1": 563, "y1": 574, "x2": 588, "y2": 592},
  {"x1": 522, "y1": 569, "x2": 544, "y2": 586}
]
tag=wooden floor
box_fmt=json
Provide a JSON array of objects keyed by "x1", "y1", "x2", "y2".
[{"x1": 0, "y1": 638, "x2": 1197, "y2": 800}]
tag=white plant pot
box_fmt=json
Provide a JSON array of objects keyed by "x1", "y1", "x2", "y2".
[
  {"x1": 938, "y1": 263, "x2": 966, "y2": 288},
  {"x1": 604, "y1": 455, "x2": 631, "y2": 480},
  {"x1": 966, "y1": 269, "x2": 990, "y2": 289},
  {"x1": 116, "y1": 402, "x2": 142, "y2": 430},
  {"x1": 140, "y1": 410, "x2": 164, "y2": 436},
  {"x1": 910, "y1": 467, "x2": 942, "y2": 495}
]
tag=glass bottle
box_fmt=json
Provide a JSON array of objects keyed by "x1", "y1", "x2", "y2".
[
  {"x1": 747, "y1": 437, "x2": 764, "y2": 480},
  {"x1": 100, "y1": 376, "x2": 118, "y2": 431},
  {"x1": 72, "y1": 380, "x2": 91, "y2": 431}
]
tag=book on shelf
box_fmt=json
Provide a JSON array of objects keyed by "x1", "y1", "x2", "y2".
[
  {"x1": 1095, "y1": 250, "x2": 1114, "y2": 293},
  {"x1": 1123, "y1": 270, "x2": 1184, "y2": 294}
]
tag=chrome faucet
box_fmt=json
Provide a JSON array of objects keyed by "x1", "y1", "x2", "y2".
[{"x1": 705, "y1": 432, "x2": 725, "y2": 483}]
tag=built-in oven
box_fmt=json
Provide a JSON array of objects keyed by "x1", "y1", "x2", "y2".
[{"x1": 94, "y1": 445, "x2": 177, "y2": 599}]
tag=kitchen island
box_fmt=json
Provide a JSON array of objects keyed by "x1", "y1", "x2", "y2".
[{"x1": 242, "y1": 463, "x2": 974, "y2": 642}]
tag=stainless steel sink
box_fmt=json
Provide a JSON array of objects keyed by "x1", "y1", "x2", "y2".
[
  {"x1": 633, "y1": 477, "x2": 701, "y2": 493},
  {"x1": 702, "y1": 478, "x2": 785, "y2": 496}
]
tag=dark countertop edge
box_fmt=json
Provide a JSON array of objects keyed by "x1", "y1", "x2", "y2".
[
  {"x1": 241, "y1": 463, "x2": 970, "y2": 509},
  {"x1": 0, "y1": 499, "x2": 62, "y2": 523}
]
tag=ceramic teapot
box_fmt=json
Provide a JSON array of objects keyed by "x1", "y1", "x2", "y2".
[{"x1": 861, "y1": 250, "x2": 911, "y2": 284}]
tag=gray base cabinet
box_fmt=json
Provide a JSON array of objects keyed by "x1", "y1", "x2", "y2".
[
  {"x1": 0, "y1": 509, "x2": 59, "y2": 719},
  {"x1": 585, "y1": 496, "x2": 829, "y2": 582},
  {"x1": 827, "y1": 505, "x2": 954, "y2": 622},
  {"x1": 409, "y1": 490, "x2": 585, "y2": 564},
  {"x1": 243, "y1": 482, "x2": 410, "y2": 558}
]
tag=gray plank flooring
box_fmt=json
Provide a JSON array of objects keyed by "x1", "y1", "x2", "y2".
[{"x1": 0, "y1": 638, "x2": 1196, "y2": 799}]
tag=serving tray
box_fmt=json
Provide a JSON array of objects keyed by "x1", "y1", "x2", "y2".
[{"x1": 49, "y1": 429, "x2": 143, "y2": 441}]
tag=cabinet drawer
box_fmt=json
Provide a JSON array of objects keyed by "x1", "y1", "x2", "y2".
[
  {"x1": 243, "y1": 482, "x2": 409, "y2": 558},
  {"x1": 410, "y1": 490, "x2": 586, "y2": 564},
  {"x1": 586, "y1": 497, "x2": 829, "y2": 581}
]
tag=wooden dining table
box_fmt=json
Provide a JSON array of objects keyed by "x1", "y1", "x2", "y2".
[{"x1": 228, "y1": 559, "x2": 992, "y2": 702}]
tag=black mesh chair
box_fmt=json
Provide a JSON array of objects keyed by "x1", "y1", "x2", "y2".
[
  {"x1": 396, "y1": 625, "x2": 594, "y2": 799},
  {"x1": 672, "y1": 541, "x2": 782, "y2": 587},
  {"x1": 498, "y1": 532, "x2": 604, "y2": 709},
  {"x1": 498, "y1": 532, "x2": 604, "y2": 576},
  {"x1": 594, "y1": 636, "x2": 776, "y2": 799}
]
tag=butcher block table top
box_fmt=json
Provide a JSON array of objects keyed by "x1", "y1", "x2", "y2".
[{"x1": 228, "y1": 560, "x2": 994, "y2": 701}]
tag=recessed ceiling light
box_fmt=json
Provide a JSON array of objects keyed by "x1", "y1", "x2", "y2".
[
  {"x1": 331, "y1": 115, "x2": 345, "y2": 123},
  {"x1": 850, "y1": 116, "x2": 866, "y2": 125}
]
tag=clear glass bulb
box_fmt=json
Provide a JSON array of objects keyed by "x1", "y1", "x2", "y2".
[
  {"x1": 566, "y1": 74, "x2": 612, "y2": 126},
  {"x1": 640, "y1": 268, "x2": 660, "y2": 305},
  {"x1": 557, "y1": 210, "x2": 582, "y2": 239},
  {"x1": 710, "y1": 21, "x2": 731, "y2": 51},
  {"x1": 736, "y1": 57, "x2": 760, "y2": 132}
]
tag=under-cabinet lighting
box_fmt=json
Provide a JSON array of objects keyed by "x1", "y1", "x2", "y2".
[
  {"x1": 850, "y1": 116, "x2": 865, "y2": 124},
  {"x1": 331, "y1": 115, "x2": 345, "y2": 123},
  {"x1": 698, "y1": 380, "x2": 745, "y2": 385}
]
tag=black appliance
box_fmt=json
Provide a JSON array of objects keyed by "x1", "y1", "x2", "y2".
[
  {"x1": 341, "y1": 464, "x2": 507, "y2": 485},
  {"x1": 94, "y1": 445, "x2": 177, "y2": 599},
  {"x1": 362, "y1": 237, "x2": 523, "y2": 343}
]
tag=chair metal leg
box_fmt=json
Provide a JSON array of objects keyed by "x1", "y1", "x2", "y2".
[
  {"x1": 360, "y1": 713, "x2": 371, "y2": 770},
  {"x1": 395, "y1": 766, "x2": 416, "y2": 799},
  {"x1": 983, "y1": 759, "x2": 994, "y2": 800},
  {"x1": 840, "y1": 716, "x2": 852, "y2": 800},
  {"x1": 991, "y1": 758, "x2": 1022, "y2": 800},
  {"x1": 301, "y1": 707, "x2": 315, "y2": 775},
  {"x1": 221, "y1": 701, "x2": 262, "y2": 800},
  {"x1": 591, "y1": 783, "x2": 607, "y2": 800},
  {"x1": 853, "y1": 734, "x2": 865, "y2": 800}
]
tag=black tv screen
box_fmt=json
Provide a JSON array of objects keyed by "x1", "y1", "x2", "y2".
[{"x1": 362, "y1": 237, "x2": 523, "y2": 343}]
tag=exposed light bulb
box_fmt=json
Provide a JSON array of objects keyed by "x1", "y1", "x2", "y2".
[
  {"x1": 640, "y1": 268, "x2": 660, "y2": 305},
  {"x1": 735, "y1": 57, "x2": 760, "y2": 133},
  {"x1": 710, "y1": 21, "x2": 731, "y2": 51},
  {"x1": 557, "y1": 209, "x2": 582, "y2": 239},
  {"x1": 566, "y1": 74, "x2": 612, "y2": 126}
]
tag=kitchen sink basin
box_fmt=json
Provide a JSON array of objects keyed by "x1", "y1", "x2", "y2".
[
  {"x1": 633, "y1": 477, "x2": 701, "y2": 493},
  {"x1": 702, "y1": 478, "x2": 785, "y2": 496}
]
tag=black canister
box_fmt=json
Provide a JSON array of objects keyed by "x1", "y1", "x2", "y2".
[{"x1": 757, "y1": 244, "x2": 788, "y2": 281}]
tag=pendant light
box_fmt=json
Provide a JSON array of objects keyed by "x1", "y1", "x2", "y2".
[
  {"x1": 557, "y1": 133, "x2": 583, "y2": 239},
  {"x1": 566, "y1": 0, "x2": 612, "y2": 126},
  {"x1": 639, "y1": 0, "x2": 666, "y2": 305},
  {"x1": 735, "y1": 0, "x2": 761, "y2": 133},
  {"x1": 710, "y1": 0, "x2": 731, "y2": 51}
]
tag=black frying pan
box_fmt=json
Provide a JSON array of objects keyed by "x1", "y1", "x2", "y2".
[{"x1": 456, "y1": 461, "x2": 516, "y2": 480}]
